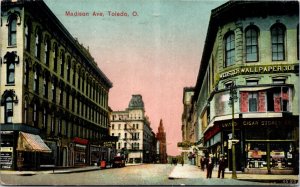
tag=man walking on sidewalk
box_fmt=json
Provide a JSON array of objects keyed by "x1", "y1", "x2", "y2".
[
  {"x1": 206, "y1": 154, "x2": 214, "y2": 178},
  {"x1": 218, "y1": 155, "x2": 226, "y2": 179}
]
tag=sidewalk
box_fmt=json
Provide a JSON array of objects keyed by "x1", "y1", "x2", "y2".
[
  {"x1": 168, "y1": 164, "x2": 299, "y2": 183},
  {"x1": 0, "y1": 163, "x2": 143, "y2": 175}
]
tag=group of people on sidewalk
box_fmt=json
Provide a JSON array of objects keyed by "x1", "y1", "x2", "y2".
[{"x1": 200, "y1": 154, "x2": 227, "y2": 179}]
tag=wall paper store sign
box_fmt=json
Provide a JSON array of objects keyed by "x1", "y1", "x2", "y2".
[{"x1": 220, "y1": 64, "x2": 298, "y2": 79}]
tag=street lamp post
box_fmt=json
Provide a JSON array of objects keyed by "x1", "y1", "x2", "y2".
[{"x1": 229, "y1": 82, "x2": 238, "y2": 179}]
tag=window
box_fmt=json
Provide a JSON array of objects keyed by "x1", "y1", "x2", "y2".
[
  {"x1": 112, "y1": 133, "x2": 114, "y2": 136},
  {"x1": 118, "y1": 124, "x2": 121, "y2": 129},
  {"x1": 112, "y1": 124, "x2": 114, "y2": 129},
  {"x1": 24, "y1": 61, "x2": 29, "y2": 86},
  {"x1": 124, "y1": 143, "x2": 127, "y2": 148},
  {"x1": 248, "y1": 92, "x2": 258, "y2": 112},
  {"x1": 43, "y1": 108, "x2": 47, "y2": 129},
  {"x1": 125, "y1": 133, "x2": 127, "y2": 139},
  {"x1": 58, "y1": 118, "x2": 62, "y2": 135},
  {"x1": 53, "y1": 44, "x2": 58, "y2": 71},
  {"x1": 8, "y1": 16, "x2": 17, "y2": 46},
  {"x1": 72, "y1": 96, "x2": 75, "y2": 112},
  {"x1": 136, "y1": 124, "x2": 139, "y2": 129},
  {"x1": 7, "y1": 61, "x2": 15, "y2": 84},
  {"x1": 35, "y1": 30, "x2": 41, "y2": 59},
  {"x1": 51, "y1": 81, "x2": 56, "y2": 103},
  {"x1": 267, "y1": 87, "x2": 290, "y2": 112},
  {"x1": 118, "y1": 133, "x2": 121, "y2": 138},
  {"x1": 59, "y1": 89, "x2": 63, "y2": 106},
  {"x1": 44, "y1": 40, "x2": 50, "y2": 65},
  {"x1": 25, "y1": 21, "x2": 31, "y2": 51},
  {"x1": 5, "y1": 96, "x2": 13, "y2": 123},
  {"x1": 61, "y1": 52, "x2": 65, "y2": 77},
  {"x1": 43, "y1": 76, "x2": 48, "y2": 98},
  {"x1": 271, "y1": 24, "x2": 286, "y2": 61},
  {"x1": 67, "y1": 58, "x2": 71, "y2": 81},
  {"x1": 72, "y1": 69, "x2": 76, "y2": 86},
  {"x1": 33, "y1": 71, "x2": 39, "y2": 93},
  {"x1": 33, "y1": 103, "x2": 37, "y2": 126},
  {"x1": 77, "y1": 73, "x2": 81, "y2": 90},
  {"x1": 24, "y1": 100, "x2": 28, "y2": 124},
  {"x1": 225, "y1": 32, "x2": 235, "y2": 67},
  {"x1": 66, "y1": 91, "x2": 70, "y2": 109},
  {"x1": 125, "y1": 124, "x2": 127, "y2": 130},
  {"x1": 246, "y1": 80, "x2": 258, "y2": 86},
  {"x1": 245, "y1": 27, "x2": 259, "y2": 62}
]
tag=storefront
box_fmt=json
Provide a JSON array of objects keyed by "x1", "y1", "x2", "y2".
[
  {"x1": 72, "y1": 137, "x2": 88, "y2": 166},
  {"x1": 210, "y1": 117, "x2": 299, "y2": 174}
]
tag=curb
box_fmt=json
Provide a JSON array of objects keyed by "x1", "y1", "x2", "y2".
[{"x1": 237, "y1": 178, "x2": 299, "y2": 184}]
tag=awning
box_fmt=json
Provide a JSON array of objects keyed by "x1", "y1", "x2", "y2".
[
  {"x1": 239, "y1": 87, "x2": 272, "y2": 92},
  {"x1": 17, "y1": 132, "x2": 52, "y2": 153}
]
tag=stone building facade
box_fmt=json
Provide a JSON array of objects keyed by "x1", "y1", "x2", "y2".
[
  {"x1": 109, "y1": 95, "x2": 157, "y2": 163},
  {"x1": 191, "y1": 1, "x2": 299, "y2": 174},
  {"x1": 0, "y1": 0, "x2": 112, "y2": 170}
]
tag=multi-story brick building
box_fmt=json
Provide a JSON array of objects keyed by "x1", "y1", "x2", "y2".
[
  {"x1": 109, "y1": 95, "x2": 156, "y2": 163},
  {"x1": 0, "y1": 0, "x2": 112, "y2": 170},
  {"x1": 191, "y1": 1, "x2": 299, "y2": 174}
]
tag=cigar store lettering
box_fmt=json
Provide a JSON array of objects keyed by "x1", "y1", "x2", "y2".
[{"x1": 220, "y1": 64, "x2": 298, "y2": 79}]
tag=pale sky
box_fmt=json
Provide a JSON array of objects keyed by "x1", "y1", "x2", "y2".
[{"x1": 44, "y1": 0, "x2": 226, "y2": 156}]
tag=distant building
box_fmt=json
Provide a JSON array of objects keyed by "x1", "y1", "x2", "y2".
[
  {"x1": 0, "y1": 0, "x2": 112, "y2": 170},
  {"x1": 109, "y1": 95, "x2": 156, "y2": 163},
  {"x1": 156, "y1": 119, "x2": 167, "y2": 163}
]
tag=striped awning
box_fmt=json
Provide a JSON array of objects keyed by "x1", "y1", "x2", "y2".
[{"x1": 17, "y1": 132, "x2": 52, "y2": 153}]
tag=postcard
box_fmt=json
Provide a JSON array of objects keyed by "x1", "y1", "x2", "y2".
[{"x1": 0, "y1": 0, "x2": 299, "y2": 186}]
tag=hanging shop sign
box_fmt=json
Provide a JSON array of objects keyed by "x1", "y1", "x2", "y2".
[{"x1": 219, "y1": 64, "x2": 298, "y2": 79}]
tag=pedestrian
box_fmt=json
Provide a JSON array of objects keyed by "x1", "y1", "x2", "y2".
[
  {"x1": 181, "y1": 158, "x2": 184, "y2": 166},
  {"x1": 218, "y1": 155, "x2": 226, "y2": 179},
  {"x1": 200, "y1": 156, "x2": 205, "y2": 171},
  {"x1": 206, "y1": 154, "x2": 214, "y2": 178}
]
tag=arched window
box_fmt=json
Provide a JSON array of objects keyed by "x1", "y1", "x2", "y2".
[
  {"x1": 60, "y1": 51, "x2": 65, "y2": 77},
  {"x1": 245, "y1": 26, "x2": 259, "y2": 62},
  {"x1": 271, "y1": 23, "x2": 286, "y2": 61},
  {"x1": 24, "y1": 99, "x2": 28, "y2": 124},
  {"x1": 7, "y1": 61, "x2": 15, "y2": 84},
  {"x1": 224, "y1": 32, "x2": 235, "y2": 67},
  {"x1": 33, "y1": 103, "x2": 37, "y2": 126},
  {"x1": 35, "y1": 29, "x2": 41, "y2": 59},
  {"x1": 51, "y1": 80, "x2": 56, "y2": 103},
  {"x1": 43, "y1": 76, "x2": 48, "y2": 98},
  {"x1": 44, "y1": 39, "x2": 50, "y2": 65},
  {"x1": 67, "y1": 57, "x2": 71, "y2": 81},
  {"x1": 25, "y1": 21, "x2": 31, "y2": 51},
  {"x1": 33, "y1": 71, "x2": 39, "y2": 93},
  {"x1": 24, "y1": 60, "x2": 29, "y2": 86},
  {"x1": 53, "y1": 44, "x2": 58, "y2": 71},
  {"x1": 8, "y1": 16, "x2": 17, "y2": 46},
  {"x1": 5, "y1": 96, "x2": 13, "y2": 123},
  {"x1": 43, "y1": 108, "x2": 47, "y2": 129}
]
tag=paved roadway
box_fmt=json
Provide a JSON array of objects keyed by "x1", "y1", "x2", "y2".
[{"x1": 0, "y1": 164, "x2": 281, "y2": 186}]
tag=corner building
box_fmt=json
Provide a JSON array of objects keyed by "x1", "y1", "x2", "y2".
[
  {"x1": 110, "y1": 95, "x2": 157, "y2": 163},
  {"x1": 0, "y1": 0, "x2": 112, "y2": 170},
  {"x1": 193, "y1": 1, "x2": 299, "y2": 174}
]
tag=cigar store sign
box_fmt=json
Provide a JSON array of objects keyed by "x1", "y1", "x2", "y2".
[{"x1": 220, "y1": 64, "x2": 298, "y2": 79}]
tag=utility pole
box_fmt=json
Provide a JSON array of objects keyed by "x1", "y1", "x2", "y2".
[{"x1": 229, "y1": 82, "x2": 238, "y2": 179}]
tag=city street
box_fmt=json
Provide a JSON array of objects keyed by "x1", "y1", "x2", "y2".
[{"x1": 0, "y1": 164, "x2": 285, "y2": 186}]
